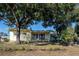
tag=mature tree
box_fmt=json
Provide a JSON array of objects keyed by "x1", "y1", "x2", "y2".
[
  {"x1": 0, "y1": 3, "x2": 77, "y2": 44},
  {"x1": 75, "y1": 23, "x2": 79, "y2": 36},
  {"x1": 0, "y1": 3, "x2": 42, "y2": 44},
  {"x1": 74, "y1": 8, "x2": 79, "y2": 37},
  {"x1": 40, "y1": 3, "x2": 76, "y2": 34}
]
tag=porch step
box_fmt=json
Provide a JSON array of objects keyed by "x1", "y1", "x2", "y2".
[{"x1": 35, "y1": 42, "x2": 49, "y2": 46}]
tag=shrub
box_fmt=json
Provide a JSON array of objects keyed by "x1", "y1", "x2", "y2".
[
  {"x1": 4, "y1": 38, "x2": 9, "y2": 42},
  {"x1": 48, "y1": 48, "x2": 53, "y2": 51},
  {"x1": 60, "y1": 27, "x2": 77, "y2": 46},
  {"x1": 21, "y1": 47, "x2": 25, "y2": 50},
  {"x1": 1, "y1": 47, "x2": 13, "y2": 51},
  {"x1": 26, "y1": 48, "x2": 34, "y2": 51},
  {"x1": 20, "y1": 41, "x2": 27, "y2": 44},
  {"x1": 53, "y1": 48, "x2": 61, "y2": 51}
]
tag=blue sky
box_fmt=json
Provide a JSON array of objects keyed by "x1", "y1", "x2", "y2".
[
  {"x1": 29, "y1": 22, "x2": 55, "y2": 31},
  {"x1": 0, "y1": 21, "x2": 55, "y2": 34},
  {"x1": 0, "y1": 20, "x2": 76, "y2": 34},
  {"x1": 0, "y1": 21, "x2": 9, "y2": 34}
]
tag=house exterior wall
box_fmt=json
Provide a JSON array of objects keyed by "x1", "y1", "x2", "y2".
[
  {"x1": 20, "y1": 32, "x2": 31, "y2": 42},
  {"x1": 10, "y1": 31, "x2": 16, "y2": 42},
  {"x1": 9, "y1": 30, "x2": 55, "y2": 42},
  {"x1": 45, "y1": 34, "x2": 50, "y2": 41},
  {"x1": 10, "y1": 31, "x2": 31, "y2": 42}
]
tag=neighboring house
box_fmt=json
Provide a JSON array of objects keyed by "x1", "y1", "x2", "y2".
[
  {"x1": 0, "y1": 32, "x2": 9, "y2": 42},
  {"x1": 9, "y1": 29, "x2": 57, "y2": 42}
]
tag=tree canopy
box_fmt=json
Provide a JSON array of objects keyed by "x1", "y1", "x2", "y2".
[
  {"x1": 0, "y1": 3, "x2": 42, "y2": 43},
  {"x1": 0, "y1": 3, "x2": 78, "y2": 44},
  {"x1": 40, "y1": 4, "x2": 76, "y2": 33}
]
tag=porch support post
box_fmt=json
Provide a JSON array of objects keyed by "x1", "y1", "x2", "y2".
[{"x1": 38, "y1": 34, "x2": 39, "y2": 40}]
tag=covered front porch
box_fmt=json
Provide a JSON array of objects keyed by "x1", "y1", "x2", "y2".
[{"x1": 31, "y1": 31, "x2": 49, "y2": 41}]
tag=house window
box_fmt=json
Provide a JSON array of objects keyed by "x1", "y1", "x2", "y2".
[
  {"x1": 36, "y1": 34, "x2": 38, "y2": 39},
  {"x1": 23, "y1": 33, "x2": 26, "y2": 35},
  {"x1": 32, "y1": 34, "x2": 38, "y2": 40},
  {"x1": 32, "y1": 34, "x2": 35, "y2": 39},
  {"x1": 39, "y1": 34, "x2": 45, "y2": 40}
]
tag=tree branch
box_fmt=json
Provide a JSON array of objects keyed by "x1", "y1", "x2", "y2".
[{"x1": 6, "y1": 3, "x2": 19, "y2": 27}]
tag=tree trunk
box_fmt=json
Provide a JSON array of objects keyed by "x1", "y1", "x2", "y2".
[
  {"x1": 0, "y1": 36, "x2": 1, "y2": 42},
  {"x1": 16, "y1": 26, "x2": 21, "y2": 44}
]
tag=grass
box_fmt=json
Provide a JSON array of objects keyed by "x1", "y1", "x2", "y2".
[
  {"x1": 0, "y1": 42, "x2": 66, "y2": 51},
  {"x1": 0, "y1": 42, "x2": 79, "y2": 56}
]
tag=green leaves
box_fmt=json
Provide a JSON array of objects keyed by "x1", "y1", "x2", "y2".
[
  {"x1": 41, "y1": 4, "x2": 76, "y2": 34},
  {"x1": 60, "y1": 27, "x2": 77, "y2": 42},
  {"x1": 0, "y1": 4, "x2": 42, "y2": 28},
  {"x1": 16, "y1": 10, "x2": 21, "y2": 16},
  {"x1": 0, "y1": 3, "x2": 77, "y2": 31}
]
